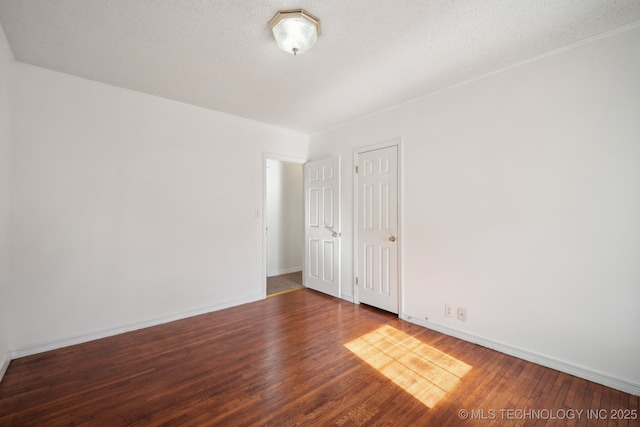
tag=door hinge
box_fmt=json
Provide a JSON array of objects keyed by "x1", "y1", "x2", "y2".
[
  {"x1": 355, "y1": 165, "x2": 358, "y2": 173},
  {"x1": 355, "y1": 277, "x2": 359, "y2": 285}
]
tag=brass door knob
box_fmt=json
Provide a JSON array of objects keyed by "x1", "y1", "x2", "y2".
[{"x1": 389, "y1": 236, "x2": 396, "y2": 242}]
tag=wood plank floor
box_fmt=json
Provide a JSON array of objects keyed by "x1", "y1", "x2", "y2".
[{"x1": 1, "y1": 289, "x2": 638, "y2": 426}]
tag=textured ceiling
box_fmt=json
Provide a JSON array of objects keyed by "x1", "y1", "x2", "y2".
[{"x1": 1, "y1": 0, "x2": 640, "y2": 134}]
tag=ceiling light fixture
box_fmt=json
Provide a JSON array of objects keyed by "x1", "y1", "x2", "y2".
[{"x1": 269, "y1": 9, "x2": 321, "y2": 56}]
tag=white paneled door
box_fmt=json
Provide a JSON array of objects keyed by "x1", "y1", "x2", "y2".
[
  {"x1": 304, "y1": 158, "x2": 341, "y2": 297},
  {"x1": 356, "y1": 145, "x2": 399, "y2": 313}
]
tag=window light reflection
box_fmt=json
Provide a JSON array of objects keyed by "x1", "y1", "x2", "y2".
[{"x1": 344, "y1": 325, "x2": 472, "y2": 408}]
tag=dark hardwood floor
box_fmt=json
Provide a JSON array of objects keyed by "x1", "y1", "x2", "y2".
[{"x1": 1, "y1": 289, "x2": 638, "y2": 426}]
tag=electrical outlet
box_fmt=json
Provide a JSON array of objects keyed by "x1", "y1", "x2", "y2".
[
  {"x1": 457, "y1": 307, "x2": 467, "y2": 321},
  {"x1": 445, "y1": 304, "x2": 453, "y2": 318}
]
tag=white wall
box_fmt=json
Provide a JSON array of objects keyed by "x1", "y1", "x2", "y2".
[
  {"x1": 0, "y1": 23, "x2": 12, "y2": 378},
  {"x1": 9, "y1": 64, "x2": 309, "y2": 354},
  {"x1": 266, "y1": 159, "x2": 303, "y2": 277},
  {"x1": 282, "y1": 162, "x2": 303, "y2": 271},
  {"x1": 310, "y1": 25, "x2": 640, "y2": 393}
]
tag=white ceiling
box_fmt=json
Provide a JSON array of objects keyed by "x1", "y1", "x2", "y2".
[{"x1": 1, "y1": 1, "x2": 640, "y2": 135}]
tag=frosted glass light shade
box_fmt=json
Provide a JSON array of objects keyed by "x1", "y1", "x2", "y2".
[{"x1": 269, "y1": 10, "x2": 321, "y2": 55}]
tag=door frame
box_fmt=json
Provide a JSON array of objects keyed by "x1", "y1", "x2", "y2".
[
  {"x1": 262, "y1": 152, "x2": 307, "y2": 298},
  {"x1": 353, "y1": 139, "x2": 403, "y2": 313}
]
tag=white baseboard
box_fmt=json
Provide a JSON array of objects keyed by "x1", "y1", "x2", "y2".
[
  {"x1": 401, "y1": 312, "x2": 640, "y2": 397},
  {"x1": 0, "y1": 352, "x2": 9, "y2": 383},
  {"x1": 267, "y1": 267, "x2": 302, "y2": 277},
  {"x1": 11, "y1": 294, "x2": 263, "y2": 359},
  {"x1": 341, "y1": 293, "x2": 355, "y2": 303}
]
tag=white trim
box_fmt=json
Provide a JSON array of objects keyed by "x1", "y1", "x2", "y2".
[
  {"x1": 397, "y1": 141, "x2": 404, "y2": 316},
  {"x1": 340, "y1": 293, "x2": 355, "y2": 303},
  {"x1": 401, "y1": 312, "x2": 640, "y2": 396},
  {"x1": 262, "y1": 152, "x2": 307, "y2": 298},
  {"x1": 353, "y1": 138, "x2": 403, "y2": 313},
  {"x1": 11, "y1": 294, "x2": 263, "y2": 359},
  {"x1": 263, "y1": 152, "x2": 308, "y2": 166},
  {"x1": 0, "y1": 352, "x2": 10, "y2": 383}
]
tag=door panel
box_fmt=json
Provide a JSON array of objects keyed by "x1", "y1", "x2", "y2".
[
  {"x1": 304, "y1": 158, "x2": 340, "y2": 297},
  {"x1": 357, "y1": 146, "x2": 398, "y2": 313}
]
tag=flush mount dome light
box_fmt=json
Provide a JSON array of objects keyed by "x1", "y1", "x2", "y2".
[{"x1": 269, "y1": 9, "x2": 321, "y2": 55}]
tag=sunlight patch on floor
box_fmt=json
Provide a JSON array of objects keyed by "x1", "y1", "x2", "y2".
[{"x1": 344, "y1": 324, "x2": 472, "y2": 408}]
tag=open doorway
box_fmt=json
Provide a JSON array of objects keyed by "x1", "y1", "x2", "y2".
[{"x1": 264, "y1": 155, "x2": 304, "y2": 296}]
